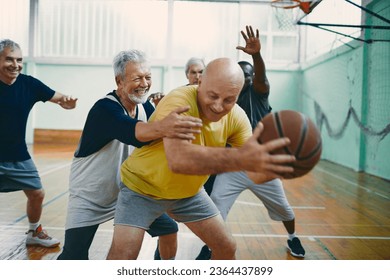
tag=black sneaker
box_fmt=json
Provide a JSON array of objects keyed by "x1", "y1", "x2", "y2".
[
  {"x1": 154, "y1": 244, "x2": 161, "y2": 260},
  {"x1": 287, "y1": 237, "x2": 305, "y2": 258},
  {"x1": 195, "y1": 245, "x2": 211, "y2": 260}
]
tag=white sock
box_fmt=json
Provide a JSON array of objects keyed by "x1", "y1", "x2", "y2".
[
  {"x1": 288, "y1": 233, "x2": 296, "y2": 241},
  {"x1": 29, "y1": 222, "x2": 40, "y2": 231}
]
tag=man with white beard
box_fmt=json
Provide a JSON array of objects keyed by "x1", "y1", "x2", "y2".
[{"x1": 57, "y1": 50, "x2": 202, "y2": 260}]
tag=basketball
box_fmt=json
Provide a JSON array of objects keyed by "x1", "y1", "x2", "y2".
[{"x1": 258, "y1": 110, "x2": 322, "y2": 179}]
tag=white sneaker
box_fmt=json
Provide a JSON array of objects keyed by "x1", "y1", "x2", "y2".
[{"x1": 26, "y1": 224, "x2": 60, "y2": 248}]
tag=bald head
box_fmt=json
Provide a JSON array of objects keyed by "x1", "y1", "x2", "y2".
[
  {"x1": 201, "y1": 57, "x2": 244, "y2": 89},
  {"x1": 197, "y1": 58, "x2": 245, "y2": 122}
]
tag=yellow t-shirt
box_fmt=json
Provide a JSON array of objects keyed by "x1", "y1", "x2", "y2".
[{"x1": 120, "y1": 85, "x2": 252, "y2": 199}]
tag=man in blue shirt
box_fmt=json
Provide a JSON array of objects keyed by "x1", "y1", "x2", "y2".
[{"x1": 0, "y1": 39, "x2": 78, "y2": 248}]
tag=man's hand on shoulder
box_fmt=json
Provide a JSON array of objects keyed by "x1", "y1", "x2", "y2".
[{"x1": 159, "y1": 106, "x2": 202, "y2": 140}]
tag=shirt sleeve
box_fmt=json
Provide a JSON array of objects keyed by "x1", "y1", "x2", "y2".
[
  {"x1": 27, "y1": 75, "x2": 56, "y2": 102},
  {"x1": 151, "y1": 86, "x2": 199, "y2": 122},
  {"x1": 75, "y1": 98, "x2": 147, "y2": 157}
]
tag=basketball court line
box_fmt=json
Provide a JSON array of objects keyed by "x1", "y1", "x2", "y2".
[
  {"x1": 230, "y1": 233, "x2": 390, "y2": 240},
  {"x1": 235, "y1": 200, "x2": 326, "y2": 210},
  {"x1": 2, "y1": 225, "x2": 389, "y2": 241},
  {"x1": 5, "y1": 162, "x2": 71, "y2": 226},
  {"x1": 315, "y1": 166, "x2": 389, "y2": 200},
  {"x1": 4, "y1": 161, "x2": 388, "y2": 255},
  {"x1": 38, "y1": 162, "x2": 72, "y2": 176},
  {"x1": 226, "y1": 221, "x2": 390, "y2": 228},
  {"x1": 9, "y1": 191, "x2": 69, "y2": 225}
]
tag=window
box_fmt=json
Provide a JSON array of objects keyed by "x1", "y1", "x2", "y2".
[
  {"x1": 0, "y1": 0, "x2": 30, "y2": 55},
  {"x1": 171, "y1": 1, "x2": 239, "y2": 61},
  {"x1": 36, "y1": 0, "x2": 169, "y2": 59},
  {"x1": 1, "y1": 0, "x2": 308, "y2": 67},
  {"x1": 239, "y1": 2, "x2": 300, "y2": 65},
  {"x1": 302, "y1": 0, "x2": 363, "y2": 60}
]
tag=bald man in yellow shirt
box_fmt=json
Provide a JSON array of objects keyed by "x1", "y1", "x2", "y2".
[{"x1": 107, "y1": 57, "x2": 295, "y2": 260}]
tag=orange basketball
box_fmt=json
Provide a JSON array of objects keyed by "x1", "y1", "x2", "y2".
[{"x1": 258, "y1": 110, "x2": 322, "y2": 179}]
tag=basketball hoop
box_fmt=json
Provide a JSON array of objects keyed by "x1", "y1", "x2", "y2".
[{"x1": 271, "y1": 0, "x2": 321, "y2": 31}]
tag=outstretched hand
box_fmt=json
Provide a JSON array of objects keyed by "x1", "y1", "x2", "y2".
[
  {"x1": 239, "y1": 122, "x2": 295, "y2": 179},
  {"x1": 58, "y1": 95, "x2": 78, "y2": 109},
  {"x1": 236, "y1": 25, "x2": 261, "y2": 55}
]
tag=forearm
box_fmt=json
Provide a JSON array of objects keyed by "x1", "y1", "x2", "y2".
[
  {"x1": 252, "y1": 52, "x2": 270, "y2": 93},
  {"x1": 164, "y1": 125, "x2": 296, "y2": 178},
  {"x1": 165, "y1": 141, "x2": 245, "y2": 175},
  {"x1": 134, "y1": 121, "x2": 164, "y2": 142},
  {"x1": 49, "y1": 92, "x2": 77, "y2": 109},
  {"x1": 49, "y1": 92, "x2": 65, "y2": 103}
]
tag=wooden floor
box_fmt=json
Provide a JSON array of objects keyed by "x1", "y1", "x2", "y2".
[{"x1": 0, "y1": 143, "x2": 389, "y2": 260}]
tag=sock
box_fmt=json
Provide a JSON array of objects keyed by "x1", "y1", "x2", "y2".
[
  {"x1": 288, "y1": 232, "x2": 296, "y2": 241},
  {"x1": 29, "y1": 222, "x2": 40, "y2": 231}
]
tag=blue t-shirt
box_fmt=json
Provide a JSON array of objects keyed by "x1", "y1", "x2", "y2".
[
  {"x1": 0, "y1": 74, "x2": 55, "y2": 161},
  {"x1": 237, "y1": 85, "x2": 272, "y2": 130},
  {"x1": 74, "y1": 91, "x2": 155, "y2": 157}
]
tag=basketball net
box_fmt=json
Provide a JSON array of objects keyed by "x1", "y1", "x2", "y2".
[
  {"x1": 271, "y1": 0, "x2": 317, "y2": 31},
  {"x1": 272, "y1": 6, "x2": 302, "y2": 31}
]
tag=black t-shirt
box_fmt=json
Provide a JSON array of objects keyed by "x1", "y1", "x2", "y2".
[
  {"x1": 0, "y1": 74, "x2": 55, "y2": 161},
  {"x1": 237, "y1": 85, "x2": 272, "y2": 130}
]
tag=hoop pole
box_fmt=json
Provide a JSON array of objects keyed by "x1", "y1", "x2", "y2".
[
  {"x1": 297, "y1": 21, "x2": 390, "y2": 30},
  {"x1": 298, "y1": 24, "x2": 369, "y2": 43},
  {"x1": 345, "y1": 0, "x2": 390, "y2": 25}
]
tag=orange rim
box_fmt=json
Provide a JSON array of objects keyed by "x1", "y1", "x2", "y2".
[{"x1": 270, "y1": 0, "x2": 301, "y2": 10}]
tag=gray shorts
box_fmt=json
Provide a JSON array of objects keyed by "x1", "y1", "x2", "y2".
[
  {"x1": 115, "y1": 183, "x2": 220, "y2": 230},
  {"x1": 210, "y1": 171, "x2": 295, "y2": 221},
  {"x1": 0, "y1": 159, "x2": 43, "y2": 193}
]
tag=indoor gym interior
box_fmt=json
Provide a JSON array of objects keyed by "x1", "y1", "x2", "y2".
[{"x1": 0, "y1": 0, "x2": 389, "y2": 260}]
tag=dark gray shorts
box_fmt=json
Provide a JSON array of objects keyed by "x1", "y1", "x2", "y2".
[
  {"x1": 114, "y1": 183, "x2": 220, "y2": 230},
  {"x1": 0, "y1": 159, "x2": 43, "y2": 193}
]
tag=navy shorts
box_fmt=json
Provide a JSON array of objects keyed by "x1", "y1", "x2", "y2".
[{"x1": 147, "y1": 213, "x2": 178, "y2": 237}]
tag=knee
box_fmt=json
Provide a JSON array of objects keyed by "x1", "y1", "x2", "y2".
[
  {"x1": 211, "y1": 237, "x2": 236, "y2": 258},
  {"x1": 225, "y1": 238, "x2": 237, "y2": 257},
  {"x1": 26, "y1": 189, "x2": 45, "y2": 202}
]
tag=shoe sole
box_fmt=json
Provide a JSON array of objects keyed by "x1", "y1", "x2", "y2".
[
  {"x1": 287, "y1": 246, "x2": 305, "y2": 258},
  {"x1": 26, "y1": 241, "x2": 60, "y2": 248}
]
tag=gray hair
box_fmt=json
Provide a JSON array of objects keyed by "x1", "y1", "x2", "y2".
[
  {"x1": 185, "y1": 57, "x2": 205, "y2": 75},
  {"x1": 113, "y1": 49, "x2": 147, "y2": 79},
  {"x1": 0, "y1": 39, "x2": 21, "y2": 54}
]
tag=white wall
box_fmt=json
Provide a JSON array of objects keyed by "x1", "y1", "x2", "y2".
[{"x1": 26, "y1": 61, "x2": 302, "y2": 144}]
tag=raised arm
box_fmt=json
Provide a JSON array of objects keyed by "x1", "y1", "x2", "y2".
[
  {"x1": 49, "y1": 92, "x2": 78, "y2": 109},
  {"x1": 236, "y1": 25, "x2": 269, "y2": 94},
  {"x1": 163, "y1": 122, "x2": 295, "y2": 178}
]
